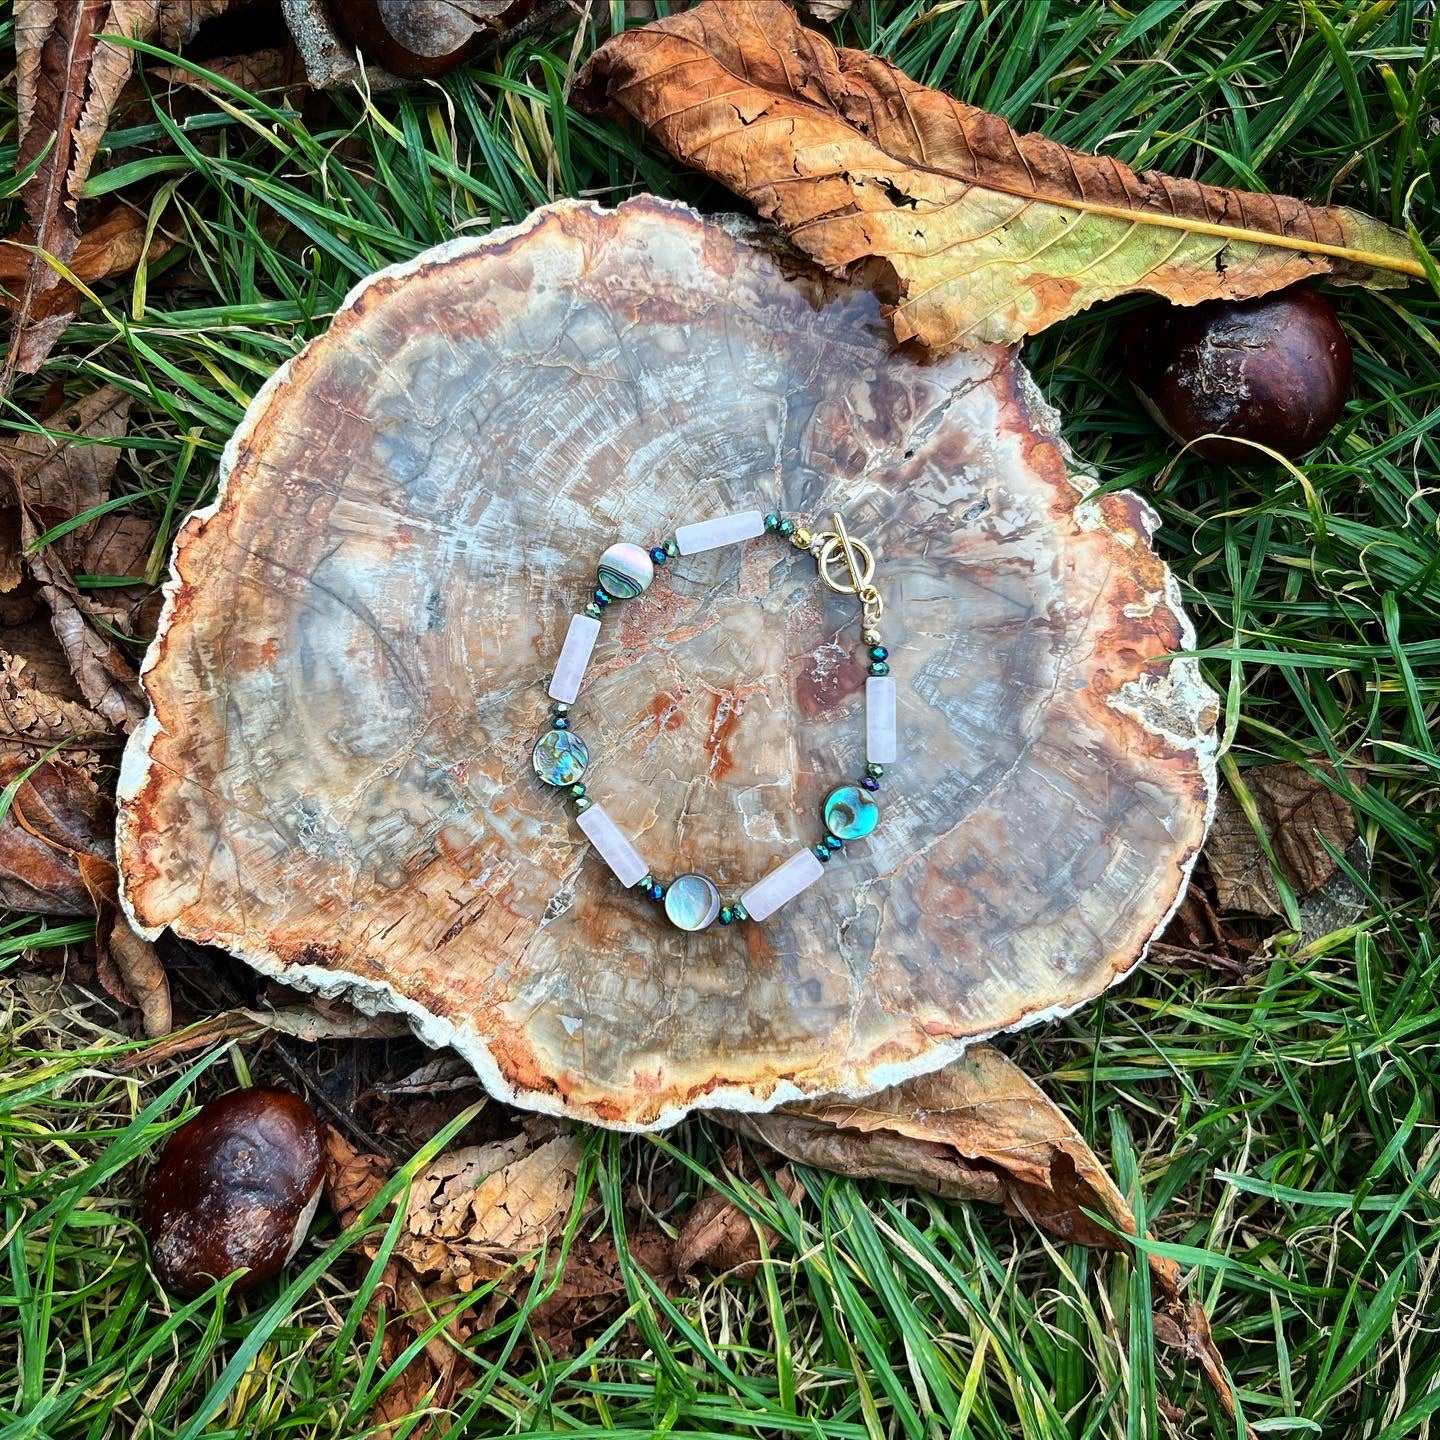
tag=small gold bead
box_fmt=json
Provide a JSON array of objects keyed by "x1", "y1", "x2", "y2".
[
  {"x1": 791, "y1": 526, "x2": 813, "y2": 549},
  {"x1": 864, "y1": 627, "x2": 882, "y2": 645}
]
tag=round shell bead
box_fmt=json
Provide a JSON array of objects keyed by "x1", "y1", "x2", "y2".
[
  {"x1": 532, "y1": 728, "x2": 589, "y2": 786},
  {"x1": 823, "y1": 784, "x2": 879, "y2": 841},
  {"x1": 596, "y1": 542, "x2": 654, "y2": 600},
  {"x1": 663, "y1": 873, "x2": 722, "y2": 931}
]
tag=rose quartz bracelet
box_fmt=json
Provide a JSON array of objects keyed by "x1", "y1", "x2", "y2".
[{"x1": 532, "y1": 509, "x2": 894, "y2": 930}]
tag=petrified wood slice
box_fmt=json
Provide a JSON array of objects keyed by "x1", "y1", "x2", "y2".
[{"x1": 118, "y1": 199, "x2": 1218, "y2": 1130}]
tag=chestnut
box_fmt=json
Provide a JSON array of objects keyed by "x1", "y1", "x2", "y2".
[
  {"x1": 1123, "y1": 285, "x2": 1352, "y2": 462},
  {"x1": 328, "y1": 0, "x2": 535, "y2": 79},
  {"x1": 141, "y1": 1087, "x2": 325, "y2": 1298}
]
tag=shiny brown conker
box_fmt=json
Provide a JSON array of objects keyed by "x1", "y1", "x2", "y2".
[
  {"x1": 328, "y1": 0, "x2": 535, "y2": 79},
  {"x1": 1123, "y1": 285, "x2": 1352, "y2": 462},
  {"x1": 141, "y1": 1087, "x2": 325, "y2": 1298}
]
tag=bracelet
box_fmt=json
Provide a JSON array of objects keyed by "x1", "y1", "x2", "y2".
[{"x1": 531, "y1": 508, "x2": 896, "y2": 931}]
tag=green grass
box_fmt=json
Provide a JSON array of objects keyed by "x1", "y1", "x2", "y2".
[{"x1": 2, "y1": 1, "x2": 1438, "y2": 1437}]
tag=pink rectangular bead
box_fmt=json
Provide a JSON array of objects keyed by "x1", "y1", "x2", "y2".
[{"x1": 740, "y1": 848, "x2": 825, "y2": 922}]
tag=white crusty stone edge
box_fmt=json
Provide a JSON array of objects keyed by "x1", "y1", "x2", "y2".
[{"x1": 116, "y1": 198, "x2": 1220, "y2": 1134}]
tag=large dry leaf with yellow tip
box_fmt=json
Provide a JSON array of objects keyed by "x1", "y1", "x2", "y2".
[{"x1": 576, "y1": 0, "x2": 1421, "y2": 350}]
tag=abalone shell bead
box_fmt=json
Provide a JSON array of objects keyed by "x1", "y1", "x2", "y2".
[
  {"x1": 576, "y1": 803, "x2": 648, "y2": 888},
  {"x1": 824, "y1": 785, "x2": 879, "y2": 840},
  {"x1": 533, "y1": 728, "x2": 588, "y2": 786},
  {"x1": 548, "y1": 614, "x2": 601, "y2": 703},
  {"x1": 664, "y1": 873, "x2": 722, "y2": 931},
  {"x1": 740, "y1": 849, "x2": 825, "y2": 923},
  {"x1": 597, "y1": 542, "x2": 654, "y2": 600}
]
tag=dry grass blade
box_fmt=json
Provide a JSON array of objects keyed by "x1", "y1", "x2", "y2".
[{"x1": 576, "y1": 0, "x2": 1421, "y2": 349}]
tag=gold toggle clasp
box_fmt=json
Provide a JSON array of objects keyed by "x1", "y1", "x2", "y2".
[
  {"x1": 814, "y1": 512, "x2": 885, "y2": 626},
  {"x1": 815, "y1": 512, "x2": 874, "y2": 595}
]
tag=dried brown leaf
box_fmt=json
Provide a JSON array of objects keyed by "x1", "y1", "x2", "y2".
[
  {"x1": 0, "y1": 617, "x2": 111, "y2": 763},
  {"x1": 115, "y1": 1003, "x2": 410, "y2": 1068},
  {"x1": 722, "y1": 1044, "x2": 1135, "y2": 1248},
  {"x1": 8, "y1": 0, "x2": 231, "y2": 381},
  {"x1": 323, "y1": 1124, "x2": 583, "y2": 1435},
  {"x1": 673, "y1": 1158, "x2": 804, "y2": 1279},
  {"x1": 0, "y1": 755, "x2": 113, "y2": 914},
  {"x1": 152, "y1": 44, "x2": 306, "y2": 94},
  {"x1": 102, "y1": 902, "x2": 173, "y2": 1034},
  {"x1": 0, "y1": 207, "x2": 175, "y2": 323},
  {"x1": 7, "y1": 469, "x2": 146, "y2": 732},
  {"x1": 1207, "y1": 762, "x2": 1358, "y2": 915},
  {"x1": 400, "y1": 1133, "x2": 584, "y2": 1289},
  {"x1": 528, "y1": 1230, "x2": 674, "y2": 1358},
  {"x1": 9, "y1": 0, "x2": 107, "y2": 381},
  {"x1": 799, "y1": 0, "x2": 852, "y2": 17},
  {"x1": 0, "y1": 384, "x2": 131, "y2": 526},
  {"x1": 576, "y1": 0, "x2": 1420, "y2": 351}
]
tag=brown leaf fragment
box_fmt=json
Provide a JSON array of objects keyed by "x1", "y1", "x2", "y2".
[
  {"x1": 0, "y1": 617, "x2": 112, "y2": 763},
  {"x1": 76, "y1": 846, "x2": 172, "y2": 1034},
  {"x1": 673, "y1": 1156, "x2": 803, "y2": 1280},
  {"x1": 0, "y1": 207, "x2": 175, "y2": 325},
  {"x1": 323, "y1": 1126, "x2": 391, "y2": 1225},
  {"x1": 721, "y1": 1045, "x2": 1135, "y2": 1249},
  {"x1": 0, "y1": 755, "x2": 114, "y2": 914},
  {"x1": 322, "y1": 1124, "x2": 583, "y2": 1437},
  {"x1": 799, "y1": 0, "x2": 852, "y2": 17},
  {"x1": 575, "y1": 0, "x2": 1420, "y2": 350},
  {"x1": 1207, "y1": 762, "x2": 1358, "y2": 915},
  {"x1": 719, "y1": 1046, "x2": 1248, "y2": 1432},
  {"x1": 102, "y1": 904, "x2": 173, "y2": 1034},
  {"x1": 529, "y1": 1230, "x2": 675, "y2": 1358},
  {"x1": 0, "y1": 752, "x2": 171, "y2": 1030},
  {"x1": 0, "y1": 384, "x2": 131, "y2": 525},
  {"x1": 151, "y1": 43, "x2": 307, "y2": 95},
  {"x1": 8, "y1": 475, "x2": 146, "y2": 732},
  {"x1": 400, "y1": 1133, "x2": 584, "y2": 1289},
  {"x1": 114, "y1": 1003, "x2": 410, "y2": 1068}
]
